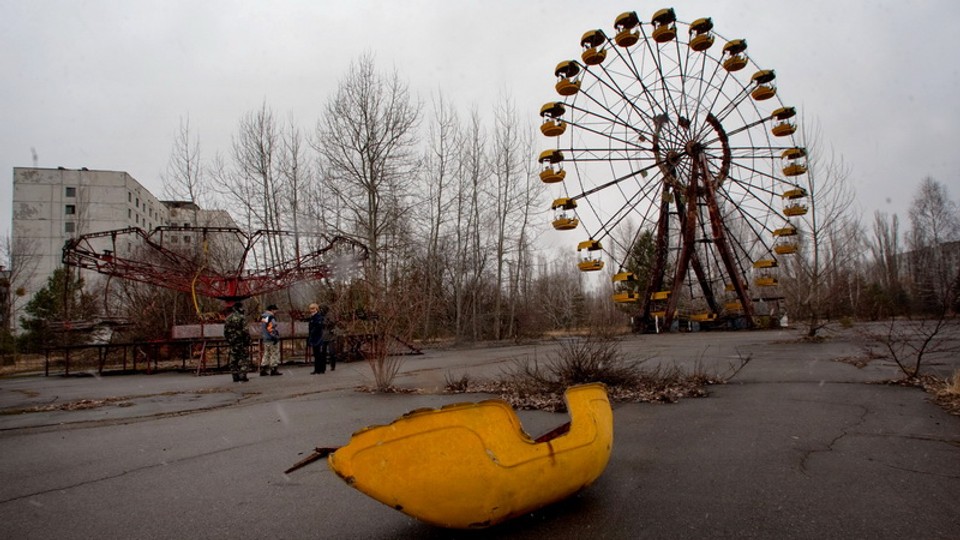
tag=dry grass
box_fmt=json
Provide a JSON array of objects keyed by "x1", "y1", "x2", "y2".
[
  {"x1": 444, "y1": 335, "x2": 740, "y2": 412},
  {"x1": 930, "y1": 369, "x2": 960, "y2": 416}
]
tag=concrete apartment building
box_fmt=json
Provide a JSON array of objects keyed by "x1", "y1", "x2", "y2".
[{"x1": 10, "y1": 167, "x2": 235, "y2": 319}]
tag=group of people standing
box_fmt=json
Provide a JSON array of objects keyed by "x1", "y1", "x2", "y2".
[{"x1": 223, "y1": 302, "x2": 337, "y2": 382}]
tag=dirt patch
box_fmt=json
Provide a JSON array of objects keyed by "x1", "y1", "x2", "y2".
[
  {"x1": 835, "y1": 355, "x2": 875, "y2": 369},
  {"x1": 0, "y1": 387, "x2": 235, "y2": 415},
  {"x1": 356, "y1": 386, "x2": 422, "y2": 394}
]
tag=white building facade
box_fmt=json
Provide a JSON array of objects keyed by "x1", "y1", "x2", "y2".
[{"x1": 10, "y1": 167, "x2": 235, "y2": 321}]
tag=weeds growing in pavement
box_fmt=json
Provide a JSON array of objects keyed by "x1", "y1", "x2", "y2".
[{"x1": 444, "y1": 334, "x2": 748, "y2": 412}]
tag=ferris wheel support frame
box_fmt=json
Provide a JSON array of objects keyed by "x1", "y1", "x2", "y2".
[{"x1": 701, "y1": 155, "x2": 756, "y2": 327}]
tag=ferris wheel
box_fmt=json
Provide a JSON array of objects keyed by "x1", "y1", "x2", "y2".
[{"x1": 539, "y1": 8, "x2": 810, "y2": 332}]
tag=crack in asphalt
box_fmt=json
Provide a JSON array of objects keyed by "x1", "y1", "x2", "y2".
[
  {"x1": 797, "y1": 404, "x2": 960, "y2": 479},
  {"x1": 0, "y1": 439, "x2": 266, "y2": 506},
  {"x1": 798, "y1": 402, "x2": 870, "y2": 476},
  {"x1": 0, "y1": 381, "x2": 367, "y2": 435}
]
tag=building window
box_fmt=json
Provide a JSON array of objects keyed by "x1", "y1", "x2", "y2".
[
  {"x1": 65, "y1": 187, "x2": 76, "y2": 197},
  {"x1": 183, "y1": 235, "x2": 192, "y2": 244},
  {"x1": 64, "y1": 222, "x2": 75, "y2": 233},
  {"x1": 136, "y1": 198, "x2": 140, "y2": 208},
  {"x1": 128, "y1": 209, "x2": 132, "y2": 218},
  {"x1": 65, "y1": 204, "x2": 76, "y2": 215},
  {"x1": 128, "y1": 192, "x2": 132, "y2": 202}
]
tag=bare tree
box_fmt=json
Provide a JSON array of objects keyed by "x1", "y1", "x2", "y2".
[
  {"x1": 781, "y1": 120, "x2": 861, "y2": 337},
  {"x1": 1, "y1": 235, "x2": 40, "y2": 335},
  {"x1": 161, "y1": 116, "x2": 208, "y2": 222},
  {"x1": 866, "y1": 211, "x2": 906, "y2": 318},
  {"x1": 313, "y1": 53, "x2": 422, "y2": 292},
  {"x1": 234, "y1": 103, "x2": 283, "y2": 231},
  {"x1": 532, "y1": 253, "x2": 586, "y2": 331},
  {"x1": 416, "y1": 91, "x2": 461, "y2": 339},
  {"x1": 906, "y1": 177, "x2": 960, "y2": 312},
  {"x1": 211, "y1": 102, "x2": 301, "y2": 279},
  {"x1": 489, "y1": 96, "x2": 527, "y2": 340},
  {"x1": 505, "y1": 113, "x2": 547, "y2": 340},
  {"x1": 277, "y1": 118, "x2": 311, "y2": 256},
  {"x1": 860, "y1": 179, "x2": 959, "y2": 380},
  {"x1": 461, "y1": 108, "x2": 490, "y2": 340}
]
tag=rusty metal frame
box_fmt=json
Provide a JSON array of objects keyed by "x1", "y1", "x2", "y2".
[{"x1": 63, "y1": 226, "x2": 368, "y2": 301}]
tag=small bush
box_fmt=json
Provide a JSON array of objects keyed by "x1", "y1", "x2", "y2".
[
  {"x1": 545, "y1": 336, "x2": 641, "y2": 388},
  {"x1": 443, "y1": 372, "x2": 471, "y2": 393},
  {"x1": 447, "y1": 335, "x2": 734, "y2": 412}
]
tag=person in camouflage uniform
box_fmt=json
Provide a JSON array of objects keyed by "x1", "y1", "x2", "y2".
[{"x1": 224, "y1": 303, "x2": 252, "y2": 382}]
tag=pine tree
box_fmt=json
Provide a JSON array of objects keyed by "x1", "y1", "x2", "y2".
[{"x1": 19, "y1": 267, "x2": 98, "y2": 351}]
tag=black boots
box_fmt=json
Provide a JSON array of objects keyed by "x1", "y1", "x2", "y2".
[
  {"x1": 269, "y1": 367, "x2": 282, "y2": 376},
  {"x1": 233, "y1": 373, "x2": 250, "y2": 382}
]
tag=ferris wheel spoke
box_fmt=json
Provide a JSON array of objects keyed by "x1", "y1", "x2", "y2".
[
  {"x1": 694, "y1": 49, "x2": 729, "y2": 119},
  {"x1": 726, "y1": 145, "x2": 790, "y2": 160},
  {"x1": 567, "y1": 162, "x2": 661, "y2": 200},
  {"x1": 605, "y1": 36, "x2": 670, "y2": 120},
  {"x1": 567, "y1": 83, "x2": 657, "y2": 139},
  {"x1": 583, "y1": 175, "x2": 663, "y2": 241},
  {"x1": 712, "y1": 89, "x2": 760, "y2": 127},
  {"x1": 591, "y1": 185, "x2": 658, "y2": 245},
  {"x1": 583, "y1": 66, "x2": 663, "y2": 133},
  {"x1": 717, "y1": 188, "x2": 779, "y2": 250},
  {"x1": 702, "y1": 114, "x2": 775, "y2": 146},
  {"x1": 637, "y1": 25, "x2": 685, "y2": 123},
  {"x1": 716, "y1": 154, "x2": 783, "y2": 188},
  {"x1": 562, "y1": 121, "x2": 648, "y2": 151},
  {"x1": 720, "y1": 185, "x2": 782, "y2": 228}
]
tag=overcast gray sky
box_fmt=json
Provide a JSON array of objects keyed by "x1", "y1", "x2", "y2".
[{"x1": 2, "y1": 0, "x2": 958, "y2": 242}]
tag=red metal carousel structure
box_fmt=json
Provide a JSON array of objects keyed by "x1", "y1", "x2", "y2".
[{"x1": 62, "y1": 226, "x2": 368, "y2": 303}]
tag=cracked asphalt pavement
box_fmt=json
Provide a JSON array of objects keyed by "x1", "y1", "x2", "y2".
[{"x1": 0, "y1": 327, "x2": 958, "y2": 539}]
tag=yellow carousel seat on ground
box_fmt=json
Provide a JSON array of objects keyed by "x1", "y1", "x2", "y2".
[{"x1": 292, "y1": 383, "x2": 613, "y2": 529}]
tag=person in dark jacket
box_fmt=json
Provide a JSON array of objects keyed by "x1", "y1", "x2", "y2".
[{"x1": 307, "y1": 303, "x2": 335, "y2": 374}]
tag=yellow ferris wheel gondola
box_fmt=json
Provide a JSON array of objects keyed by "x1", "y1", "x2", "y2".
[
  {"x1": 577, "y1": 239, "x2": 604, "y2": 272},
  {"x1": 551, "y1": 198, "x2": 579, "y2": 231},
  {"x1": 612, "y1": 271, "x2": 639, "y2": 303}
]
